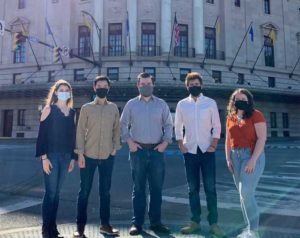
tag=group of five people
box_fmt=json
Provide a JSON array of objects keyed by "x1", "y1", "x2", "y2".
[{"x1": 36, "y1": 72, "x2": 266, "y2": 238}]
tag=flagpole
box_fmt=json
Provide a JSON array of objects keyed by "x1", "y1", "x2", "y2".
[
  {"x1": 167, "y1": 12, "x2": 176, "y2": 67},
  {"x1": 21, "y1": 23, "x2": 41, "y2": 70},
  {"x1": 250, "y1": 28, "x2": 274, "y2": 74},
  {"x1": 127, "y1": 11, "x2": 132, "y2": 80},
  {"x1": 201, "y1": 16, "x2": 219, "y2": 68},
  {"x1": 289, "y1": 55, "x2": 300, "y2": 78},
  {"x1": 46, "y1": 19, "x2": 66, "y2": 68},
  {"x1": 228, "y1": 21, "x2": 253, "y2": 71}
]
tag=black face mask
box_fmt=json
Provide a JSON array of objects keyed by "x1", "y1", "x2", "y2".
[
  {"x1": 96, "y1": 88, "x2": 109, "y2": 99},
  {"x1": 188, "y1": 86, "x2": 202, "y2": 97},
  {"x1": 234, "y1": 100, "x2": 249, "y2": 111}
]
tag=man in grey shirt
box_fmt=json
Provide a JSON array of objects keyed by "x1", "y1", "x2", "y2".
[{"x1": 120, "y1": 72, "x2": 173, "y2": 236}]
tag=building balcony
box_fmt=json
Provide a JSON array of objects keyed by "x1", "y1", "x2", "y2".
[
  {"x1": 137, "y1": 46, "x2": 161, "y2": 56},
  {"x1": 173, "y1": 47, "x2": 195, "y2": 58},
  {"x1": 102, "y1": 46, "x2": 126, "y2": 57}
]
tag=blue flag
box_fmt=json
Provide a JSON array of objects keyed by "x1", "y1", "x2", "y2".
[
  {"x1": 249, "y1": 25, "x2": 254, "y2": 42},
  {"x1": 45, "y1": 19, "x2": 53, "y2": 35},
  {"x1": 126, "y1": 12, "x2": 129, "y2": 36}
]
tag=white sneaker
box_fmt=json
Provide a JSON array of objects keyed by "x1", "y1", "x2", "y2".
[{"x1": 237, "y1": 230, "x2": 259, "y2": 238}]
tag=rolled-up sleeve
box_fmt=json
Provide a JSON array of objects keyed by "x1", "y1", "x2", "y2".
[
  {"x1": 174, "y1": 102, "x2": 184, "y2": 141},
  {"x1": 75, "y1": 105, "x2": 87, "y2": 155},
  {"x1": 120, "y1": 102, "x2": 131, "y2": 143},
  {"x1": 211, "y1": 101, "x2": 221, "y2": 139},
  {"x1": 162, "y1": 102, "x2": 173, "y2": 144}
]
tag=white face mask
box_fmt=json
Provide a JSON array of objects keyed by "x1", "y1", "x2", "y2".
[{"x1": 57, "y1": 92, "x2": 71, "y2": 101}]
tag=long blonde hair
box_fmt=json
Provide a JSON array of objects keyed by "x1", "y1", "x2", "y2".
[{"x1": 45, "y1": 79, "x2": 73, "y2": 108}]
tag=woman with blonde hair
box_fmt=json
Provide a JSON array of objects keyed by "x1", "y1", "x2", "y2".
[
  {"x1": 225, "y1": 88, "x2": 267, "y2": 238},
  {"x1": 36, "y1": 79, "x2": 76, "y2": 238}
]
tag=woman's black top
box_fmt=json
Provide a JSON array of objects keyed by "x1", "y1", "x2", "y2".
[{"x1": 36, "y1": 105, "x2": 76, "y2": 159}]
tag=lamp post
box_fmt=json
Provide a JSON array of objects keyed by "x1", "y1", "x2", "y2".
[{"x1": 81, "y1": 10, "x2": 102, "y2": 74}]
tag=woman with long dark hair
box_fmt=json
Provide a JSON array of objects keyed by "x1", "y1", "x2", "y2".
[
  {"x1": 36, "y1": 79, "x2": 76, "y2": 238},
  {"x1": 225, "y1": 88, "x2": 267, "y2": 238}
]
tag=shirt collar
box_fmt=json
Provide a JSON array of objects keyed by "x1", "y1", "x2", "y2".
[
  {"x1": 188, "y1": 93, "x2": 204, "y2": 102},
  {"x1": 138, "y1": 95, "x2": 155, "y2": 102},
  {"x1": 93, "y1": 97, "x2": 108, "y2": 105}
]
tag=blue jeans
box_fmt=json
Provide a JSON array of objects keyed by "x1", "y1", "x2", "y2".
[
  {"x1": 183, "y1": 148, "x2": 218, "y2": 225},
  {"x1": 130, "y1": 148, "x2": 165, "y2": 226},
  {"x1": 231, "y1": 148, "x2": 265, "y2": 230},
  {"x1": 76, "y1": 155, "x2": 114, "y2": 226},
  {"x1": 42, "y1": 153, "x2": 71, "y2": 227}
]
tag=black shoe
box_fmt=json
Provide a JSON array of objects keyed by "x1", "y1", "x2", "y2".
[
  {"x1": 129, "y1": 225, "x2": 142, "y2": 236},
  {"x1": 73, "y1": 225, "x2": 85, "y2": 238},
  {"x1": 52, "y1": 225, "x2": 64, "y2": 238},
  {"x1": 149, "y1": 224, "x2": 170, "y2": 234}
]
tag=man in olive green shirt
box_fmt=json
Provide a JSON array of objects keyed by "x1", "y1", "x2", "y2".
[{"x1": 73, "y1": 76, "x2": 120, "y2": 238}]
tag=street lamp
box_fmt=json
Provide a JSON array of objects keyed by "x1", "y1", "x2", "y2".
[{"x1": 81, "y1": 10, "x2": 102, "y2": 74}]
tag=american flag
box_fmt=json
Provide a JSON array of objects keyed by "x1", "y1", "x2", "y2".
[{"x1": 174, "y1": 14, "x2": 180, "y2": 46}]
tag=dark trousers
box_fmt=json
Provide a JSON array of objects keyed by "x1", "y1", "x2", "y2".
[
  {"x1": 130, "y1": 149, "x2": 165, "y2": 226},
  {"x1": 42, "y1": 153, "x2": 71, "y2": 228},
  {"x1": 183, "y1": 147, "x2": 218, "y2": 225},
  {"x1": 76, "y1": 155, "x2": 114, "y2": 226}
]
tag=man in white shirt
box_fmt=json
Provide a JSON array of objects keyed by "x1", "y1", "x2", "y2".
[{"x1": 175, "y1": 72, "x2": 225, "y2": 237}]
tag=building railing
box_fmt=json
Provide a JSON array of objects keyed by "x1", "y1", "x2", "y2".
[
  {"x1": 137, "y1": 46, "x2": 161, "y2": 56},
  {"x1": 173, "y1": 47, "x2": 196, "y2": 58}
]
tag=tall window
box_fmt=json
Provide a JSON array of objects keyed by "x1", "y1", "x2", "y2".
[
  {"x1": 17, "y1": 109, "x2": 25, "y2": 126},
  {"x1": 235, "y1": 0, "x2": 241, "y2": 7},
  {"x1": 174, "y1": 24, "x2": 188, "y2": 57},
  {"x1": 237, "y1": 73, "x2": 244, "y2": 84},
  {"x1": 205, "y1": 27, "x2": 216, "y2": 59},
  {"x1": 282, "y1": 113, "x2": 289, "y2": 129},
  {"x1": 14, "y1": 34, "x2": 26, "y2": 63},
  {"x1": 108, "y1": 23, "x2": 123, "y2": 56},
  {"x1": 270, "y1": 112, "x2": 277, "y2": 128},
  {"x1": 212, "y1": 70, "x2": 222, "y2": 83},
  {"x1": 18, "y1": 0, "x2": 26, "y2": 9},
  {"x1": 48, "y1": 71, "x2": 55, "y2": 82},
  {"x1": 143, "y1": 67, "x2": 156, "y2": 79},
  {"x1": 264, "y1": 0, "x2": 270, "y2": 14},
  {"x1": 180, "y1": 68, "x2": 191, "y2": 81},
  {"x1": 268, "y1": 77, "x2": 275, "y2": 87},
  {"x1": 206, "y1": 0, "x2": 214, "y2": 3},
  {"x1": 78, "y1": 26, "x2": 91, "y2": 57},
  {"x1": 264, "y1": 36, "x2": 274, "y2": 67},
  {"x1": 141, "y1": 23, "x2": 156, "y2": 56},
  {"x1": 107, "y1": 67, "x2": 119, "y2": 81}
]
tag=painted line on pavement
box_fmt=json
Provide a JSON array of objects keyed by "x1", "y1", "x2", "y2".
[{"x1": 0, "y1": 198, "x2": 42, "y2": 215}]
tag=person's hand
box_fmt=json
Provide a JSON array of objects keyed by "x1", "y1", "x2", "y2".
[
  {"x1": 207, "y1": 145, "x2": 216, "y2": 152},
  {"x1": 42, "y1": 155, "x2": 52, "y2": 175},
  {"x1": 111, "y1": 149, "x2": 116, "y2": 156},
  {"x1": 245, "y1": 158, "x2": 256, "y2": 174},
  {"x1": 68, "y1": 159, "x2": 75, "y2": 172},
  {"x1": 78, "y1": 154, "x2": 85, "y2": 169},
  {"x1": 226, "y1": 158, "x2": 234, "y2": 173},
  {"x1": 178, "y1": 142, "x2": 188, "y2": 154},
  {"x1": 127, "y1": 139, "x2": 142, "y2": 152},
  {"x1": 154, "y1": 141, "x2": 168, "y2": 153}
]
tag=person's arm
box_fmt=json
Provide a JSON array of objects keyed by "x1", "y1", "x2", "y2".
[
  {"x1": 207, "y1": 101, "x2": 221, "y2": 152},
  {"x1": 75, "y1": 106, "x2": 88, "y2": 168},
  {"x1": 120, "y1": 101, "x2": 141, "y2": 152},
  {"x1": 174, "y1": 102, "x2": 188, "y2": 153},
  {"x1": 112, "y1": 106, "x2": 121, "y2": 155},
  {"x1": 245, "y1": 122, "x2": 267, "y2": 173},
  {"x1": 225, "y1": 123, "x2": 234, "y2": 173}
]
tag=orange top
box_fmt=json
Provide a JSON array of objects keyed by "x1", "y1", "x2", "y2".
[{"x1": 226, "y1": 109, "x2": 266, "y2": 151}]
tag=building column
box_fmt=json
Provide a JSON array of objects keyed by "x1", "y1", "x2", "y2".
[
  {"x1": 161, "y1": 0, "x2": 172, "y2": 55},
  {"x1": 93, "y1": 0, "x2": 103, "y2": 53},
  {"x1": 193, "y1": 0, "x2": 204, "y2": 55},
  {"x1": 127, "y1": 0, "x2": 137, "y2": 53}
]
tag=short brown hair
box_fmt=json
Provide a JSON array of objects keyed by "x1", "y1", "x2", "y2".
[
  {"x1": 137, "y1": 72, "x2": 155, "y2": 84},
  {"x1": 185, "y1": 72, "x2": 203, "y2": 87},
  {"x1": 94, "y1": 75, "x2": 110, "y2": 87}
]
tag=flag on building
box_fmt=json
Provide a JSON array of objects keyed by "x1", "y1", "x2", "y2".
[
  {"x1": 215, "y1": 17, "x2": 221, "y2": 34},
  {"x1": 269, "y1": 29, "x2": 276, "y2": 44},
  {"x1": 173, "y1": 13, "x2": 180, "y2": 46},
  {"x1": 45, "y1": 19, "x2": 53, "y2": 35},
  {"x1": 83, "y1": 17, "x2": 92, "y2": 31},
  {"x1": 126, "y1": 11, "x2": 130, "y2": 36},
  {"x1": 249, "y1": 25, "x2": 254, "y2": 42}
]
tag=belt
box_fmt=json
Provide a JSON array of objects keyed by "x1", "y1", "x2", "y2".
[{"x1": 136, "y1": 142, "x2": 159, "y2": 149}]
